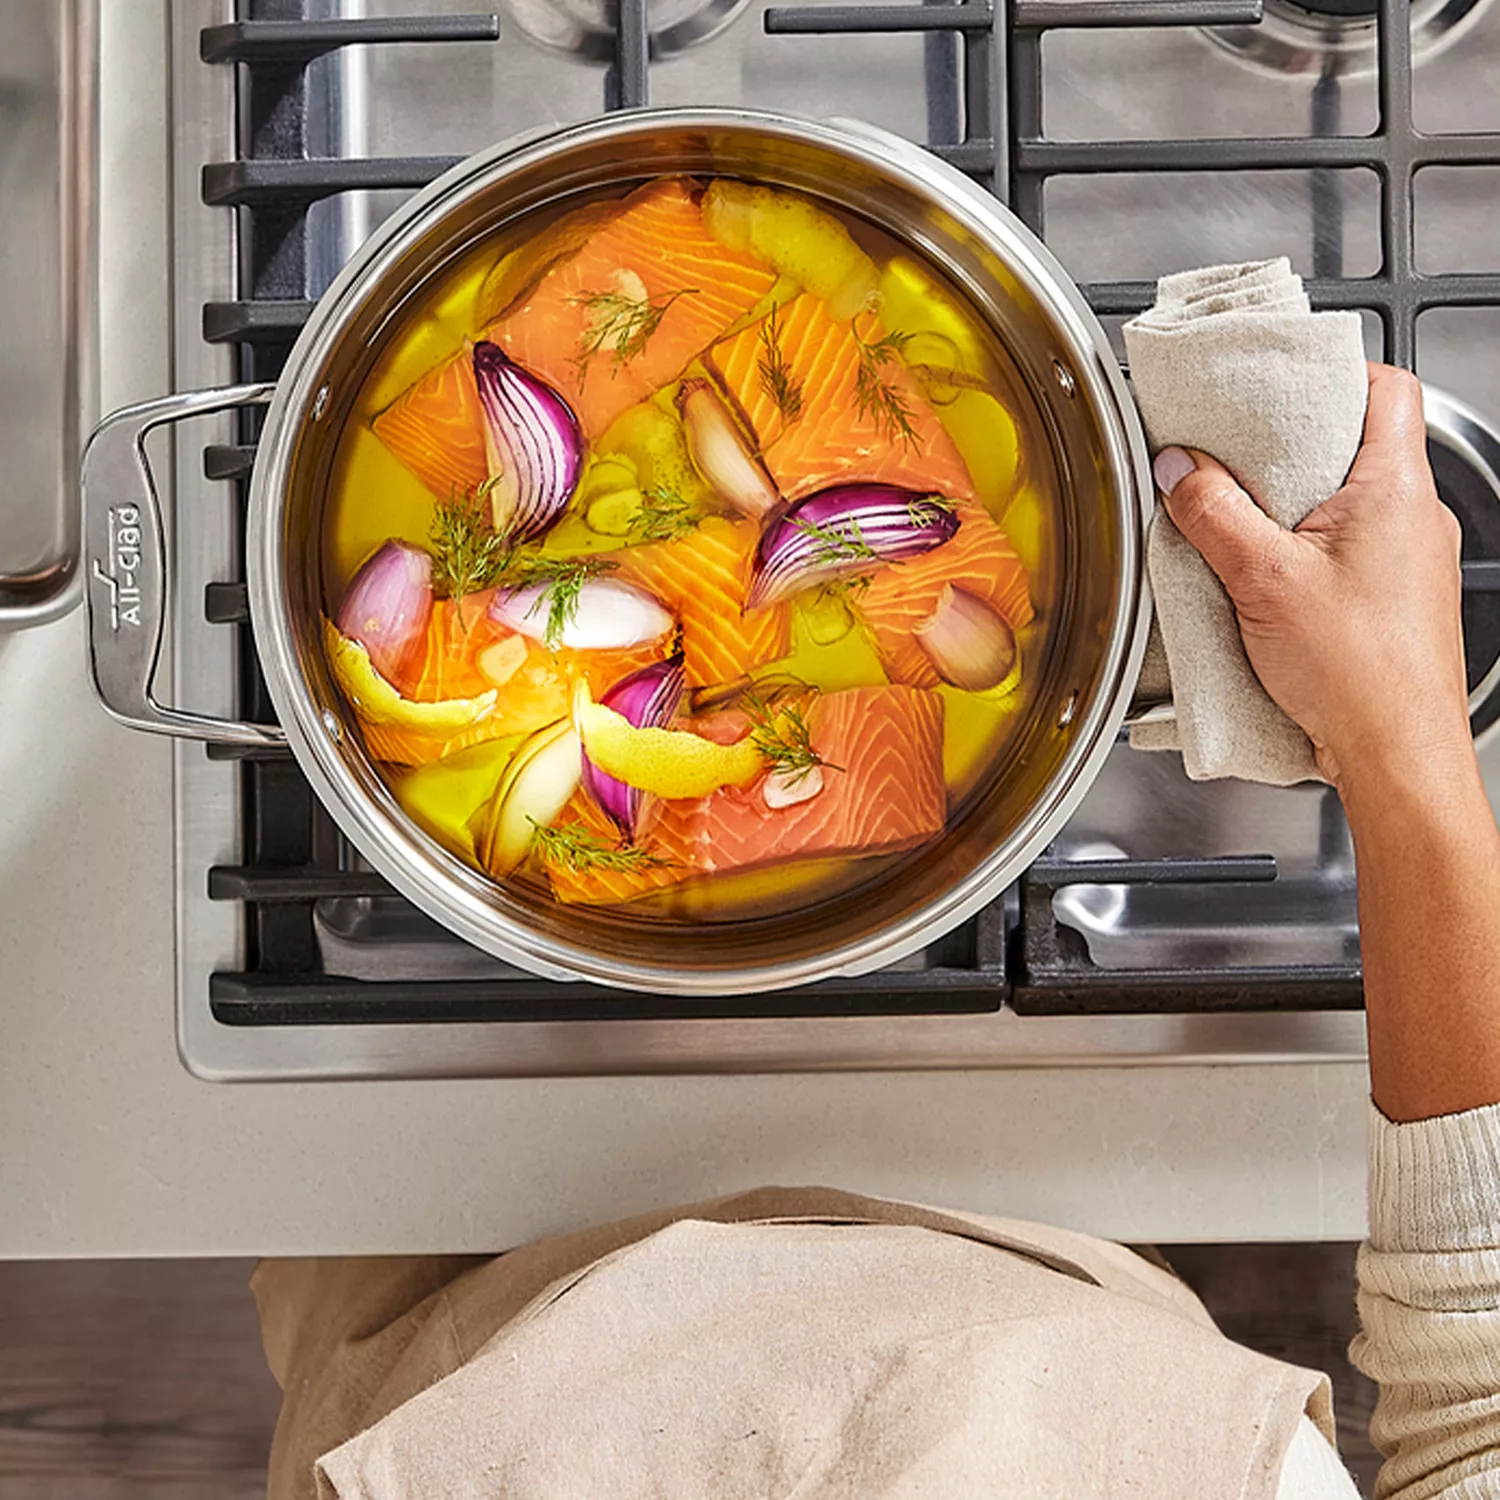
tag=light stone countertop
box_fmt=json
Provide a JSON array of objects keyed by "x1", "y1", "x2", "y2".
[{"x1": 0, "y1": 0, "x2": 1376, "y2": 1259}]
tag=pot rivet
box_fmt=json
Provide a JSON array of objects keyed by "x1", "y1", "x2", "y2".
[
  {"x1": 312, "y1": 384, "x2": 330, "y2": 421},
  {"x1": 1058, "y1": 692, "x2": 1078, "y2": 729},
  {"x1": 1053, "y1": 360, "x2": 1076, "y2": 398},
  {"x1": 321, "y1": 708, "x2": 343, "y2": 744}
]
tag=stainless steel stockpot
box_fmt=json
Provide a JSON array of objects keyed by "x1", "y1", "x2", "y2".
[{"x1": 82, "y1": 108, "x2": 1153, "y2": 995}]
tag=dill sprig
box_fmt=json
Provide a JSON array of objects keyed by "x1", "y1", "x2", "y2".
[
  {"x1": 789, "y1": 512, "x2": 879, "y2": 567},
  {"x1": 628, "y1": 484, "x2": 702, "y2": 544},
  {"x1": 430, "y1": 480, "x2": 512, "y2": 599},
  {"x1": 819, "y1": 574, "x2": 873, "y2": 604},
  {"x1": 853, "y1": 328, "x2": 920, "y2": 449},
  {"x1": 743, "y1": 690, "x2": 842, "y2": 786},
  {"x1": 571, "y1": 286, "x2": 697, "y2": 379},
  {"x1": 906, "y1": 495, "x2": 954, "y2": 531},
  {"x1": 502, "y1": 552, "x2": 619, "y2": 646},
  {"x1": 528, "y1": 819, "x2": 672, "y2": 874},
  {"x1": 756, "y1": 305, "x2": 804, "y2": 423}
]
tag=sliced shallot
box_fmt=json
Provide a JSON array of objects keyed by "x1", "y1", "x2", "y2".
[
  {"x1": 335, "y1": 540, "x2": 434, "y2": 684},
  {"x1": 472, "y1": 340, "x2": 583, "y2": 544}
]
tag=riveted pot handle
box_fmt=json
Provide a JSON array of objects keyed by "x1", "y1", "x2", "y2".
[{"x1": 83, "y1": 383, "x2": 287, "y2": 746}]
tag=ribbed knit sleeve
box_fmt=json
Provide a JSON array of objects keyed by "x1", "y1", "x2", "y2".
[{"x1": 1350, "y1": 1102, "x2": 1500, "y2": 1499}]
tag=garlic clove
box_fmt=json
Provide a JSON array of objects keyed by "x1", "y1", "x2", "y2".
[
  {"x1": 678, "y1": 378, "x2": 781, "y2": 520},
  {"x1": 913, "y1": 584, "x2": 1018, "y2": 692},
  {"x1": 477, "y1": 634, "x2": 529, "y2": 687},
  {"x1": 763, "y1": 763, "x2": 824, "y2": 809}
]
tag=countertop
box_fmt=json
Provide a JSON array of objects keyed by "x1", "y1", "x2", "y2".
[{"x1": 0, "y1": 0, "x2": 1375, "y2": 1258}]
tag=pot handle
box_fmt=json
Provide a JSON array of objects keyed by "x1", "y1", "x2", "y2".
[{"x1": 83, "y1": 383, "x2": 287, "y2": 746}]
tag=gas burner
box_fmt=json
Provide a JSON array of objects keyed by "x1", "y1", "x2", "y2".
[
  {"x1": 1425, "y1": 388, "x2": 1500, "y2": 742},
  {"x1": 506, "y1": 0, "x2": 751, "y2": 62},
  {"x1": 1202, "y1": 0, "x2": 1491, "y2": 76}
]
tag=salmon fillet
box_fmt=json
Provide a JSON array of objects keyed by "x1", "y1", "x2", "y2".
[
  {"x1": 707, "y1": 294, "x2": 976, "y2": 503},
  {"x1": 370, "y1": 180, "x2": 777, "y2": 497},
  {"x1": 493, "y1": 180, "x2": 779, "y2": 439},
  {"x1": 613, "y1": 518, "x2": 790, "y2": 689},
  {"x1": 543, "y1": 791, "x2": 691, "y2": 906},
  {"x1": 359, "y1": 610, "x2": 661, "y2": 768},
  {"x1": 857, "y1": 505, "x2": 1034, "y2": 688},
  {"x1": 548, "y1": 686, "x2": 946, "y2": 903},
  {"x1": 370, "y1": 349, "x2": 489, "y2": 503}
]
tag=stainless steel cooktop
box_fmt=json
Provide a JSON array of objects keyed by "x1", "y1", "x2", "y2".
[{"x1": 166, "y1": 0, "x2": 1500, "y2": 1079}]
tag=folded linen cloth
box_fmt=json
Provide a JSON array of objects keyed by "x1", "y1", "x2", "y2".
[{"x1": 1122, "y1": 258, "x2": 1368, "y2": 784}]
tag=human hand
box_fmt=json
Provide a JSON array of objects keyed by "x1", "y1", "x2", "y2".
[{"x1": 1152, "y1": 364, "x2": 1472, "y2": 803}]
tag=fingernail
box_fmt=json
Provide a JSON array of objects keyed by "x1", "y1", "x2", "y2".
[{"x1": 1153, "y1": 447, "x2": 1196, "y2": 496}]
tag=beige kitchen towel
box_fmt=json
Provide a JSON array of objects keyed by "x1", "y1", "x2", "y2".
[
  {"x1": 1123, "y1": 257, "x2": 1368, "y2": 783},
  {"x1": 293, "y1": 1190, "x2": 1334, "y2": 1500}
]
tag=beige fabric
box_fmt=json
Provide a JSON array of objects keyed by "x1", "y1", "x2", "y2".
[
  {"x1": 1353, "y1": 1102, "x2": 1500, "y2": 1498},
  {"x1": 252, "y1": 1186, "x2": 1332, "y2": 1500},
  {"x1": 1123, "y1": 257, "x2": 1368, "y2": 784},
  {"x1": 1282, "y1": 1416, "x2": 1362, "y2": 1496},
  {"x1": 251, "y1": 1186, "x2": 1191, "y2": 1497}
]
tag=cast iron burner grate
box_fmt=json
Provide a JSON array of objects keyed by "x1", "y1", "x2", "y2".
[{"x1": 197, "y1": 0, "x2": 1500, "y2": 1027}]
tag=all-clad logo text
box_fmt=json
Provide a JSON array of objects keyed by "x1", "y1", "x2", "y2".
[{"x1": 94, "y1": 505, "x2": 143, "y2": 629}]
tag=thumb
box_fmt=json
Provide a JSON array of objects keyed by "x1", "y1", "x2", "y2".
[{"x1": 1153, "y1": 447, "x2": 1292, "y2": 599}]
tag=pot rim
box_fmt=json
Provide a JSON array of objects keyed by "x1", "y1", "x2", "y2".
[{"x1": 246, "y1": 106, "x2": 1154, "y2": 994}]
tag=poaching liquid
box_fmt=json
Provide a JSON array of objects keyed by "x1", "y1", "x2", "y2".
[{"x1": 321, "y1": 176, "x2": 1060, "y2": 923}]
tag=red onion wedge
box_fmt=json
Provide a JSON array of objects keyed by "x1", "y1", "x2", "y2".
[
  {"x1": 335, "y1": 540, "x2": 434, "y2": 684},
  {"x1": 582, "y1": 654, "x2": 687, "y2": 836},
  {"x1": 472, "y1": 340, "x2": 583, "y2": 544},
  {"x1": 747, "y1": 484, "x2": 959, "y2": 611}
]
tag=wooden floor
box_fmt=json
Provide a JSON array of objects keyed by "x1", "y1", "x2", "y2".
[
  {"x1": 0, "y1": 1245, "x2": 1381, "y2": 1497},
  {"x1": 1167, "y1": 1242, "x2": 1382, "y2": 1496}
]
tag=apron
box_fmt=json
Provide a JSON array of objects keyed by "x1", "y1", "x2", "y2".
[{"x1": 252, "y1": 1186, "x2": 1336, "y2": 1500}]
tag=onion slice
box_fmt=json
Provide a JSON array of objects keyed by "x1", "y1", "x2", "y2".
[
  {"x1": 335, "y1": 540, "x2": 434, "y2": 685},
  {"x1": 747, "y1": 483, "x2": 959, "y2": 611},
  {"x1": 488, "y1": 576, "x2": 673, "y2": 651},
  {"x1": 913, "y1": 584, "x2": 1019, "y2": 693},
  {"x1": 472, "y1": 340, "x2": 583, "y2": 545},
  {"x1": 582, "y1": 654, "x2": 687, "y2": 836},
  {"x1": 677, "y1": 378, "x2": 780, "y2": 520}
]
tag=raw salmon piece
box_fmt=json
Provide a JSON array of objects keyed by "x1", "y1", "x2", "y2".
[
  {"x1": 493, "y1": 180, "x2": 779, "y2": 439},
  {"x1": 542, "y1": 792, "x2": 692, "y2": 906},
  {"x1": 856, "y1": 504, "x2": 1033, "y2": 688},
  {"x1": 359, "y1": 626, "x2": 666, "y2": 768},
  {"x1": 707, "y1": 293, "x2": 976, "y2": 503},
  {"x1": 654, "y1": 685, "x2": 946, "y2": 875},
  {"x1": 393, "y1": 592, "x2": 507, "y2": 701},
  {"x1": 546, "y1": 686, "x2": 944, "y2": 903},
  {"x1": 358, "y1": 713, "x2": 523, "y2": 770},
  {"x1": 370, "y1": 348, "x2": 489, "y2": 502},
  {"x1": 613, "y1": 517, "x2": 790, "y2": 689}
]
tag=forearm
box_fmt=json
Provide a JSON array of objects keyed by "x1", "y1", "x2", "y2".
[
  {"x1": 1342, "y1": 741, "x2": 1500, "y2": 1124},
  {"x1": 1351, "y1": 1102, "x2": 1500, "y2": 1499}
]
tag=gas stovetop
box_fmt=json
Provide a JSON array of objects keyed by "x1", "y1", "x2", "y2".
[{"x1": 168, "y1": 0, "x2": 1500, "y2": 1079}]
